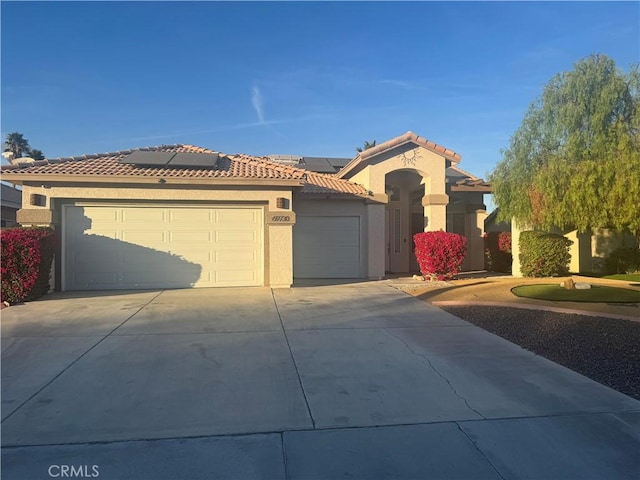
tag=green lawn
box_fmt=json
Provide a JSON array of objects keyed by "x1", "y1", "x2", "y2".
[{"x1": 511, "y1": 284, "x2": 640, "y2": 303}]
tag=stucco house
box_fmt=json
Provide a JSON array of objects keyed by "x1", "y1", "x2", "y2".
[
  {"x1": 1, "y1": 183, "x2": 22, "y2": 227},
  {"x1": 0, "y1": 131, "x2": 490, "y2": 291}
]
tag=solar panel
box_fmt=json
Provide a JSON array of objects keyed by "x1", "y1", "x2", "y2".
[
  {"x1": 168, "y1": 152, "x2": 218, "y2": 168},
  {"x1": 302, "y1": 164, "x2": 338, "y2": 173},
  {"x1": 119, "y1": 151, "x2": 176, "y2": 166},
  {"x1": 327, "y1": 157, "x2": 351, "y2": 168},
  {"x1": 301, "y1": 157, "x2": 352, "y2": 173}
]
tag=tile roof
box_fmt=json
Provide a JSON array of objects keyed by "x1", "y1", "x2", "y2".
[
  {"x1": 301, "y1": 172, "x2": 369, "y2": 196},
  {"x1": 0, "y1": 144, "x2": 371, "y2": 197},
  {"x1": 449, "y1": 177, "x2": 492, "y2": 192},
  {"x1": 338, "y1": 131, "x2": 462, "y2": 179}
]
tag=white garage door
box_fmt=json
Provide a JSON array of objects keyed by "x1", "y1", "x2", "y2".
[
  {"x1": 64, "y1": 205, "x2": 263, "y2": 290},
  {"x1": 293, "y1": 216, "x2": 360, "y2": 278}
]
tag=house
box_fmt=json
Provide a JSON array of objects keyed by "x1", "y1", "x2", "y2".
[
  {"x1": 511, "y1": 221, "x2": 638, "y2": 276},
  {"x1": 484, "y1": 208, "x2": 511, "y2": 233},
  {"x1": 1, "y1": 183, "x2": 23, "y2": 227},
  {"x1": 0, "y1": 131, "x2": 491, "y2": 291}
]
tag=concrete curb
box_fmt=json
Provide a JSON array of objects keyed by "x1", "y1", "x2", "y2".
[{"x1": 431, "y1": 301, "x2": 640, "y2": 323}]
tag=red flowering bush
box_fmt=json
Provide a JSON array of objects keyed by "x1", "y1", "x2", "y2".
[
  {"x1": 484, "y1": 231, "x2": 512, "y2": 273},
  {"x1": 1, "y1": 227, "x2": 55, "y2": 304},
  {"x1": 413, "y1": 231, "x2": 467, "y2": 281}
]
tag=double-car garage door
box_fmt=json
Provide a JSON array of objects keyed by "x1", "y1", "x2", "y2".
[{"x1": 63, "y1": 205, "x2": 263, "y2": 290}]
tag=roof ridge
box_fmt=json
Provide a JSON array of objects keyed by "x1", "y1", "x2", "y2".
[{"x1": 337, "y1": 131, "x2": 462, "y2": 179}]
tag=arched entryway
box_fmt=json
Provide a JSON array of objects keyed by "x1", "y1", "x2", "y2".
[{"x1": 384, "y1": 169, "x2": 428, "y2": 273}]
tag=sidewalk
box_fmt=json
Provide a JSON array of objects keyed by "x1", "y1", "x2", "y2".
[{"x1": 386, "y1": 273, "x2": 640, "y2": 321}]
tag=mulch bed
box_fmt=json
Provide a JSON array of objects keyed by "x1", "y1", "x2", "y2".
[{"x1": 439, "y1": 306, "x2": 640, "y2": 400}]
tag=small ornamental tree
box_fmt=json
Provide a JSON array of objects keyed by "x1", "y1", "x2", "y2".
[
  {"x1": 519, "y1": 231, "x2": 572, "y2": 277},
  {"x1": 1, "y1": 227, "x2": 55, "y2": 304},
  {"x1": 413, "y1": 231, "x2": 467, "y2": 281}
]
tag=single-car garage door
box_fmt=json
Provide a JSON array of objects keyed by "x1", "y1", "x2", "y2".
[
  {"x1": 64, "y1": 205, "x2": 263, "y2": 290},
  {"x1": 293, "y1": 216, "x2": 360, "y2": 278}
]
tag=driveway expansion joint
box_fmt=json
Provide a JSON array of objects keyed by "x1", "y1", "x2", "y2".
[
  {"x1": 455, "y1": 422, "x2": 507, "y2": 480},
  {"x1": 384, "y1": 328, "x2": 486, "y2": 419},
  {"x1": 271, "y1": 289, "x2": 317, "y2": 429},
  {"x1": 3, "y1": 411, "x2": 636, "y2": 449},
  {"x1": 280, "y1": 432, "x2": 291, "y2": 480}
]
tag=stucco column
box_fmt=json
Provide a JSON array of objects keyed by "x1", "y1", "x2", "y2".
[
  {"x1": 366, "y1": 202, "x2": 385, "y2": 279},
  {"x1": 267, "y1": 224, "x2": 293, "y2": 288},
  {"x1": 422, "y1": 194, "x2": 449, "y2": 232},
  {"x1": 511, "y1": 218, "x2": 530, "y2": 277},
  {"x1": 465, "y1": 206, "x2": 488, "y2": 271}
]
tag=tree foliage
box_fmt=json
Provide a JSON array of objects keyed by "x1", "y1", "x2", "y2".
[
  {"x1": 3, "y1": 132, "x2": 45, "y2": 160},
  {"x1": 4, "y1": 132, "x2": 31, "y2": 158},
  {"x1": 356, "y1": 140, "x2": 377, "y2": 153},
  {"x1": 491, "y1": 54, "x2": 640, "y2": 233}
]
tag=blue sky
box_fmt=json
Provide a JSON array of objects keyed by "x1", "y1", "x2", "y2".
[{"x1": 2, "y1": 1, "x2": 638, "y2": 187}]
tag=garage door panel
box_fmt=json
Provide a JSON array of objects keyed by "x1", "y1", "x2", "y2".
[
  {"x1": 169, "y1": 231, "x2": 212, "y2": 243},
  {"x1": 168, "y1": 209, "x2": 212, "y2": 223},
  {"x1": 215, "y1": 249, "x2": 257, "y2": 262},
  {"x1": 82, "y1": 209, "x2": 119, "y2": 222},
  {"x1": 216, "y1": 209, "x2": 258, "y2": 224},
  {"x1": 73, "y1": 272, "x2": 119, "y2": 287},
  {"x1": 294, "y1": 216, "x2": 361, "y2": 279},
  {"x1": 215, "y1": 270, "x2": 258, "y2": 284},
  {"x1": 122, "y1": 209, "x2": 164, "y2": 222},
  {"x1": 121, "y1": 231, "x2": 166, "y2": 244},
  {"x1": 64, "y1": 206, "x2": 263, "y2": 290},
  {"x1": 215, "y1": 230, "x2": 259, "y2": 243}
]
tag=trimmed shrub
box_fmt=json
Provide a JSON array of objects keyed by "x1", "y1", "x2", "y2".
[
  {"x1": 484, "y1": 231, "x2": 512, "y2": 273},
  {"x1": 519, "y1": 231, "x2": 572, "y2": 277},
  {"x1": 414, "y1": 231, "x2": 467, "y2": 281},
  {"x1": 1, "y1": 227, "x2": 56, "y2": 304},
  {"x1": 605, "y1": 247, "x2": 640, "y2": 274}
]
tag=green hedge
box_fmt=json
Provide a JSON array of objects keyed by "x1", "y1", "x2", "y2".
[
  {"x1": 605, "y1": 247, "x2": 640, "y2": 274},
  {"x1": 519, "y1": 231, "x2": 572, "y2": 277}
]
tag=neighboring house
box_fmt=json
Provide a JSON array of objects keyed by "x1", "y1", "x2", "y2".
[
  {"x1": 511, "y1": 222, "x2": 638, "y2": 276},
  {"x1": 0, "y1": 131, "x2": 491, "y2": 291},
  {"x1": 1, "y1": 183, "x2": 22, "y2": 227},
  {"x1": 484, "y1": 208, "x2": 511, "y2": 233}
]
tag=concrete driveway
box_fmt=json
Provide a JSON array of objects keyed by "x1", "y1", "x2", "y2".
[{"x1": 2, "y1": 282, "x2": 639, "y2": 479}]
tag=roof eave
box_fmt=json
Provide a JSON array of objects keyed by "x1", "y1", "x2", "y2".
[
  {"x1": 3, "y1": 174, "x2": 304, "y2": 187},
  {"x1": 450, "y1": 185, "x2": 492, "y2": 192}
]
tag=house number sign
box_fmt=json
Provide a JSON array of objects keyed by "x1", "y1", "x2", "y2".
[{"x1": 267, "y1": 211, "x2": 296, "y2": 225}]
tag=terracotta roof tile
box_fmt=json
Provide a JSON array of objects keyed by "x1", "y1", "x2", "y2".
[
  {"x1": 301, "y1": 172, "x2": 369, "y2": 196},
  {"x1": 1, "y1": 144, "x2": 372, "y2": 197},
  {"x1": 1, "y1": 145, "x2": 306, "y2": 180},
  {"x1": 338, "y1": 131, "x2": 461, "y2": 179}
]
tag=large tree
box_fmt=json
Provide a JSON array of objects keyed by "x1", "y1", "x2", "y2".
[
  {"x1": 491, "y1": 54, "x2": 640, "y2": 234},
  {"x1": 4, "y1": 132, "x2": 31, "y2": 158},
  {"x1": 3, "y1": 132, "x2": 45, "y2": 160}
]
